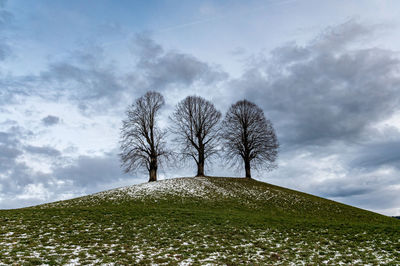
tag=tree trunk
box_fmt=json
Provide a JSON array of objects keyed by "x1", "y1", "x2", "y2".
[
  {"x1": 148, "y1": 157, "x2": 157, "y2": 182},
  {"x1": 196, "y1": 162, "x2": 204, "y2": 177},
  {"x1": 196, "y1": 151, "x2": 205, "y2": 177},
  {"x1": 244, "y1": 159, "x2": 251, "y2": 179},
  {"x1": 149, "y1": 167, "x2": 157, "y2": 182}
]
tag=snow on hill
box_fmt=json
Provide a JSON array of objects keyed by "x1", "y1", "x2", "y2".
[
  {"x1": 44, "y1": 177, "x2": 281, "y2": 208},
  {"x1": 41, "y1": 176, "x2": 346, "y2": 217},
  {"x1": 6, "y1": 176, "x2": 398, "y2": 265}
]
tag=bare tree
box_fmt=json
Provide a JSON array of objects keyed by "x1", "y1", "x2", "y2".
[
  {"x1": 120, "y1": 91, "x2": 169, "y2": 182},
  {"x1": 170, "y1": 96, "x2": 221, "y2": 177},
  {"x1": 221, "y1": 100, "x2": 278, "y2": 178}
]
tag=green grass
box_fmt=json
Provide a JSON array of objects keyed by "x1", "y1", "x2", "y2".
[{"x1": 1, "y1": 177, "x2": 399, "y2": 264}]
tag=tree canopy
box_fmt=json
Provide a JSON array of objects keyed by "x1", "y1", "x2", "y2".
[
  {"x1": 170, "y1": 95, "x2": 221, "y2": 177},
  {"x1": 221, "y1": 99, "x2": 279, "y2": 178},
  {"x1": 120, "y1": 91, "x2": 169, "y2": 182}
]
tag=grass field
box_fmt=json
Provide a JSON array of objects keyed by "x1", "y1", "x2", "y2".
[{"x1": 1, "y1": 177, "x2": 399, "y2": 264}]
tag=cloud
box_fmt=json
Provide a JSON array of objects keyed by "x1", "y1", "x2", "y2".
[
  {"x1": 0, "y1": 126, "x2": 57, "y2": 206},
  {"x1": 133, "y1": 34, "x2": 228, "y2": 91},
  {"x1": 309, "y1": 171, "x2": 388, "y2": 198},
  {"x1": 132, "y1": 33, "x2": 164, "y2": 60},
  {"x1": 25, "y1": 145, "x2": 61, "y2": 157},
  {"x1": 1, "y1": 33, "x2": 227, "y2": 116},
  {"x1": 350, "y1": 140, "x2": 400, "y2": 170},
  {"x1": 0, "y1": 144, "x2": 21, "y2": 169},
  {"x1": 0, "y1": 127, "x2": 23, "y2": 171},
  {"x1": 263, "y1": 143, "x2": 400, "y2": 215},
  {"x1": 0, "y1": 44, "x2": 129, "y2": 112},
  {"x1": 41, "y1": 115, "x2": 60, "y2": 126},
  {"x1": 53, "y1": 153, "x2": 124, "y2": 186},
  {"x1": 234, "y1": 20, "x2": 400, "y2": 146},
  {"x1": 313, "y1": 19, "x2": 383, "y2": 52},
  {"x1": 340, "y1": 186, "x2": 400, "y2": 215},
  {"x1": 0, "y1": 29, "x2": 231, "y2": 207},
  {"x1": 1, "y1": 16, "x2": 400, "y2": 217},
  {"x1": 39, "y1": 45, "x2": 126, "y2": 107},
  {"x1": 0, "y1": 145, "x2": 136, "y2": 209},
  {"x1": 0, "y1": 143, "x2": 20, "y2": 159},
  {"x1": 231, "y1": 20, "x2": 400, "y2": 215},
  {"x1": 317, "y1": 185, "x2": 372, "y2": 198}
]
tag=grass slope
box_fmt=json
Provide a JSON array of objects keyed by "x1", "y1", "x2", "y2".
[{"x1": 1, "y1": 177, "x2": 399, "y2": 265}]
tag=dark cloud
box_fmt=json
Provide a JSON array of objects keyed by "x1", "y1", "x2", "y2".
[
  {"x1": 232, "y1": 20, "x2": 400, "y2": 215},
  {"x1": 0, "y1": 144, "x2": 21, "y2": 169},
  {"x1": 53, "y1": 153, "x2": 125, "y2": 186},
  {"x1": 25, "y1": 145, "x2": 61, "y2": 157},
  {"x1": 234, "y1": 20, "x2": 400, "y2": 146},
  {"x1": 133, "y1": 33, "x2": 164, "y2": 60},
  {"x1": 340, "y1": 188, "x2": 400, "y2": 213},
  {"x1": 41, "y1": 115, "x2": 60, "y2": 126},
  {"x1": 0, "y1": 128, "x2": 22, "y2": 171},
  {"x1": 0, "y1": 44, "x2": 129, "y2": 113},
  {"x1": 40, "y1": 47, "x2": 126, "y2": 104},
  {"x1": 0, "y1": 143, "x2": 20, "y2": 158},
  {"x1": 0, "y1": 145, "x2": 134, "y2": 209},
  {"x1": 313, "y1": 178, "x2": 400, "y2": 215},
  {"x1": 350, "y1": 140, "x2": 400, "y2": 170},
  {"x1": 0, "y1": 128, "x2": 46, "y2": 199},
  {"x1": 323, "y1": 187, "x2": 372, "y2": 198},
  {"x1": 0, "y1": 125, "x2": 110, "y2": 192},
  {"x1": 310, "y1": 176, "x2": 376, "y2": 198},
  {"x1": 0, "y1": 159, "x2": 77, "y2": 209},
  {"x1": 133, "y1": 34, "x2": 228, "y2": 90},
  {"x1": 0, "y1": 125, "x2": 40, "y2": 196},
  {"x1": 264, "y1": 144, "x2": 400, "y2": 210},
  {"x1": 313, "y1": 19, "x2": 382, "y2": 52},
  {"x1": 1, "y1": 162, "x2": 38, "y2": 191},
  {"x1": 0, "y1": 34, "x2": 227, "y2": 114},
  {"x1": 0, "y1": 130, "x2": 14, "y2": 143}
]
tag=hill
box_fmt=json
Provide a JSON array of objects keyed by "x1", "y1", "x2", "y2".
[{"x1": 1, "y1": 177, "x2": 399, "y2": 264}]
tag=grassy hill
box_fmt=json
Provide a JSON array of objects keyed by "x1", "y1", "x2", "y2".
[{"x1": 1, "y1": 177, "x2": 399, "y2": 264}]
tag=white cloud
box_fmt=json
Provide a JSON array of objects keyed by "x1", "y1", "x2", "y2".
[{"x1": 17, "y1": 183, "x2": 50, "y2": 200}]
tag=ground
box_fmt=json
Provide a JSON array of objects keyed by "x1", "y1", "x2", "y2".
[{"x1": 1, "y1": 177, "x2": 399, "y2": 264}]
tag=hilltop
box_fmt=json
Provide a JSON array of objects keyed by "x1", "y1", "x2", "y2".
[{"x1": 1, "y1": 177, "x2": 399, "y2": 264}]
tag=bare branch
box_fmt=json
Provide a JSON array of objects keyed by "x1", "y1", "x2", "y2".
[
  {"x1": 120, "y1": 91, "x2": 171, "y2": 182},
  {"x1": 170, "y1": 96, "x2": 221, "y2": 176},
  {"x1": 221, "y1": 100, "x2": 279, "y2": 178}
]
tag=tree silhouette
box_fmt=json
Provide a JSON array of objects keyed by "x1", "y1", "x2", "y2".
[
  {"x1": 120, "y1": 91, "x2": 169, "y2": 182},
  {"x1": 221, "y1": 100, "x2": 278, "y2": 178},
  {"x1": 171, "y1": 96, "x2": 221, "y2": 177}
]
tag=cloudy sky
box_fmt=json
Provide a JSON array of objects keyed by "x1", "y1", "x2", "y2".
[{"x1": 1, "y1": 0, "x2": 400, "y2": 215}]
